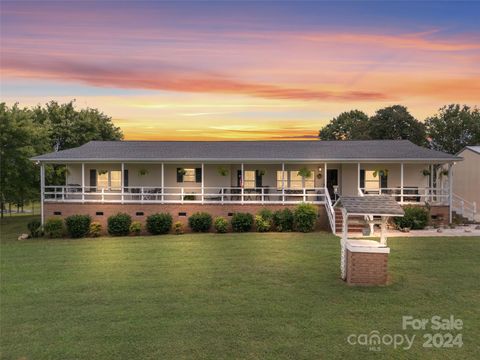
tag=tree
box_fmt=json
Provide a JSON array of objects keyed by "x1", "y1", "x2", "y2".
[
  {"x1": 32, "y1": 100, "x2": 123, "y2": 152},
  {"x1": 0, "y1": 104, "x2": 48, "y2": 217},
  {"x1": 425, "y1": 104, "x2": 480, "y2": 154},
  {"x1": 368, "y1": 105, "x2": 426, "y2": 146},
  {"x1": 318, "y1": 110, "x2": 370, "y2": 140},
  {"x1": 0, "y1": 101, "x2": 124, "y2": 217}
]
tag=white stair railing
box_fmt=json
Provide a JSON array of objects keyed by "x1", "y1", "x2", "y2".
[
  {"x1": 324, "y1": 188, "x2": 336, "y2": 234},
  {"x1": 452, "y1": 193, "x2": 477, "y2": 221}
]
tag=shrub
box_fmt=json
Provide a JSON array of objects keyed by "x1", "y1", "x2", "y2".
[
  {"x1": 255, "y1": 214, "x2": 271, "y2": 232},
  {"x1": 214, "y1": 217, "x2": 229, "y2": 233},
  {"x1": 173, "y1": 221, "x2": 184, "y2": 235},
  {"x1": 231, "y1": 212, "x2": 254, "y2": 232},
  {"x1": 65, "y1": 215, "x2": 91, "y2": 238},
  {"x1": 394, "y1": 206, "x2": 429, "y2": 230},
  {"x1": 294, "y1": 203, "x2": 318, "y2": 232},
  {"x1": 44, "y1": 218, "x2": 64, "y2": 238},
  {"x1": 146, "y1": 213, "x2": 172, "y2": 235},
  {"x1": 27, "y1": 219, "x2": 43, "y2": 238},
  {"x1": 188, "y1": 212, "x2": 212, "y2": 232},
  {"x1": 89, "y1": 222, "x2": 102, "y2": 237},
  {"x1": 107, "y1": 213, "x2": 132, "y2": 236},
  {"x1": 273, "y1": 208, "x2": 294, "y2": 232},
  {"x1": 257, "y1": 208, "x2": 273, "y2": 222},
  {"x1": 130, "y1": 221, "x2": 142, "y2": 236}
]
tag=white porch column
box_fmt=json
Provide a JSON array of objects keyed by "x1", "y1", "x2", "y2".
[
  {"x1": 281, "y1": 162, "x2": 285, "y2": 204},
  {"x1": 81, "y1": 163, "x2": 85, "y2": 203},
  {"x1": 448, "y1": 163, "x2": 453, "y2": 223},
  {"x1": 400, "y1": 163, "x2": 404, "y2": 204},
  {"x1": 121, "y1": 162, "x2": 124, "y2": 204},
  {"x1": 40, "y1": 163, "x2": 45, "y2": 225},
  {"x1": 380, "y1": 216, "x2": 388, "y2": 245},
  {"x1": 241, "y1": 163, "x2": 244, "y2": 204},
  {"x1": 357, "y1": 163, "x2": 361, "y2": 194},
  {"x1": 324, "y1": 163, "x2": 328, "y2": 199},
  {"x1": 161, "y1": 163, "x2": 164, "y2": 203},
  {"x1": 201, "y1": 162, "x2": 204, "y2": 204},
  {"x1": 428, "y1": 164, "x2": 434, "y2": 202}
]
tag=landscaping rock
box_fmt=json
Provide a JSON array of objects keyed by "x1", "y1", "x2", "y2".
[
  {"x1": 437, "y1": 228, "x2": 443, "y2": 233},
  {"x1": 476, "y1": 225, "x2": 480, "y2": 230},
  {"x1": 464, "y1": 228, "x2": 471, "y2": 233},
  {"x1": 17, "y1": 233, "x2": 29, "y2": 241}
]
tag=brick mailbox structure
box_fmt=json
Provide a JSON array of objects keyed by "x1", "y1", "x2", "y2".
[
  {"x1": 345, "y1": 240, "x2": 390, "y2": 285},
  {"x1": 337, "y1": 196, "x2": 404, "y2": 286}
]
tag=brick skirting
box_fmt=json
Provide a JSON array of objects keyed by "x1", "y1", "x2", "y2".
[
  {"x1": 44, "y1": 203, "x2": 329, "y2": 233},
  {"x1": 346, "y1": 250, "x2": 389, "y2": 286}
]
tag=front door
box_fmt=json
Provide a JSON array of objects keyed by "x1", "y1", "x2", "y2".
[{"x1": 327, "y1": 169, "x2": 338, "y2": 199}]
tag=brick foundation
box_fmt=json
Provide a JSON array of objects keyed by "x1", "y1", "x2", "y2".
[
  {"x1": 44, "y1": 203, "x2": 329, "y2": 233},
  {"x1": 346, "y1": 250, "x2": 389, "y2": 286}
]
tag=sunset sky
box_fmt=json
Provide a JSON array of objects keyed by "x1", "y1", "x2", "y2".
[{"x1": 1, "y1": 1, "x2": 479, "y2": 140}]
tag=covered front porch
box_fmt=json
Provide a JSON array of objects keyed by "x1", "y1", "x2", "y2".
[{"x1": 41, "y1": 161, "x2": 452, "y2": 207}]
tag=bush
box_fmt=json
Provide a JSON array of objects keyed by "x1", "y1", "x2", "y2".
[
  {"x1": 257, "y1": 208, "x2": 273, "y2": 222},
  {"x1": 214, "y1": 217, "x2": 229, "y2": 233},
  {"x1": 107, "y1": 213, "x2": 132, "y2": 236},
  {"x1": 231, "y1": 212, "x2": 254, "y2": 232},
  {"x1": 44, "y1": 218, "x2": 64, "y2": 238},
  {"x1": 27, "y1": 219, "x2": 43, "y2": 238},
  {"x1": 146, "y1": 213, "x2": 172, "y2": 235},
  {"x1": 129, "y1": 221, "x2": 142, "y2": 236},
  {"x1": 255, "y1": 214, "x2": 271, "y2": 232},
  {"x1": 294, "y1": 203, "x2": 318, "y2": 232},
  {"x1": 89, "y1": 222, "x2": 102, "y2": 237},
  {"x1": 65, "y1": 215, "x2": 91, "y2": 238},
  {"x1": 173, "y1": 221, "x2": 184, "y2": 235},
  {"x1": 273, "y1": 208, "x2": 294, "y2": 232},
  {"x1": 394, "y1": 206, "x2": 429, "y2": 230},
  {"x1": 188, "y1": 212, "x2": 212, "y2": 232}
]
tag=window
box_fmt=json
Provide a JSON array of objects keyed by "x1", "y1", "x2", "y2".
[
  {"x1": 275, "y1": 170, "x2": 314, "y2": 189},
  {"x1": 97, "y1": 172, "x2": 109, "y2": 189},
  {"x1": 97, "y1": 170, "x2": 121, "y2": 190},
  {"x1": 177, "y1": 168, "x2": 201, "y2": 183},
  {"x1": 243, "y1": 171, "x2": 256, "y2": 189},
  {"x1": 276, "y1": 171, "x2": 287, "y2": 189},
  {"x1": 183, "y1": 168, "x2": 196, "y2": 182},
  {"x1": 110, "y1": 171, "x2": 121, "y2": 190},
  {"x1": 364, "y1": 170, "x2": 380, "y2": 191},
  {"x1": 289, "y1": 171, "x2": 303, "y2": 189}
]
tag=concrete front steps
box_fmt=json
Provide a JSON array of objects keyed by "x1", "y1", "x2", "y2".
[{"x1": 334, "y1": 208, "x2": 367, "y2": 234}]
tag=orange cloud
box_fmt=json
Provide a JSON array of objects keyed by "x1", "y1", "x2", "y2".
[{"x1": 2, "y1": 58, "x2": 388, "y2": 102}]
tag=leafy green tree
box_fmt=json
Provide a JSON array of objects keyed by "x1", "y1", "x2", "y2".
[
  {"x1": 318, "y1": 110, "x2": 370, "y2": 140},
  {"x1": 368, "y1": 105, "x2": 426, "y2": 146},
  {"x1": 425, "y1": 104, "x2": 480, "y2": 154},
  {"x1": 32, "y1": 100, "x2": 123, "y2": 152},
  {"x1": 0, "y1": 104, "x2": 48, "y2": 217},
  {"x1": 0, "y1": 101, "x2": 123, "y2": 217}
]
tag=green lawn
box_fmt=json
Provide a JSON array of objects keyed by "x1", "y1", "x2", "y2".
[{"x1": 1, "y1": 216, "x2": 479, "y2": 359}]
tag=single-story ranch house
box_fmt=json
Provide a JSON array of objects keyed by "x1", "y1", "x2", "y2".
[{"x1": 32, "y1": 140, "x2": 461, "y2": 233}]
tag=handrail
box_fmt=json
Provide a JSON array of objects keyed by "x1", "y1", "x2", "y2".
[
  {"x1": 43, "y1": 185, "x2": 329, "y2": 204},
  {"x1": 452, "y1": 193, "x2": 477, "y2": 220},
  {"x1": 324, "y1": 187, "x2": 336, "y2": 234}
]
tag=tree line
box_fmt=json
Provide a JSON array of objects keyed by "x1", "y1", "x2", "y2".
[
  {"x1": 318, "y1": 104, "x2": 480, "y2": 154},
  {"x1": 0, "y1": 101, "x2": 123, "y2": 217}
]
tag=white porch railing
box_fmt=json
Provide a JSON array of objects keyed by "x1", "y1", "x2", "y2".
[
  {"x1": 452, "y1": 193, "x2": 477, "y2": 221},
  {"x1": 43, "y1": 185, "x2": 330, "y2": 205},
  {"x1": 359, "y1": 187, "x2": 450, "y2": 205},
  {"x1": 324, "y1": 188, "x2": 336, "y2": 233}
]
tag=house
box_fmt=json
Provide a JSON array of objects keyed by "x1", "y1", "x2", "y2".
[
  {"x1": 32, "y1": 140, "x2": 461, "y2": 232},
  {"x1": 452, "y1": 146, "x2": 479, "y2": 222}
]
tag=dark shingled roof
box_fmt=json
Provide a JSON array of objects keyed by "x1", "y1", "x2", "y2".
[
  {"x1": 31, "y1": 140, "x2": 460, "y2": 162},
  {"x1": 338, "y1": 196, "x2": 405, "y2": 216}
]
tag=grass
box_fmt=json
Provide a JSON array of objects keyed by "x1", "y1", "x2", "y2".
[{"x1": 1, "y1": 216, "x2": 479, "y2": 359}]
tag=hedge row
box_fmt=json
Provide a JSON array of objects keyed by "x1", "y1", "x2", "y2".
[{"x1": 27, "y1": 204, "x2": 319, "y2": 239}]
